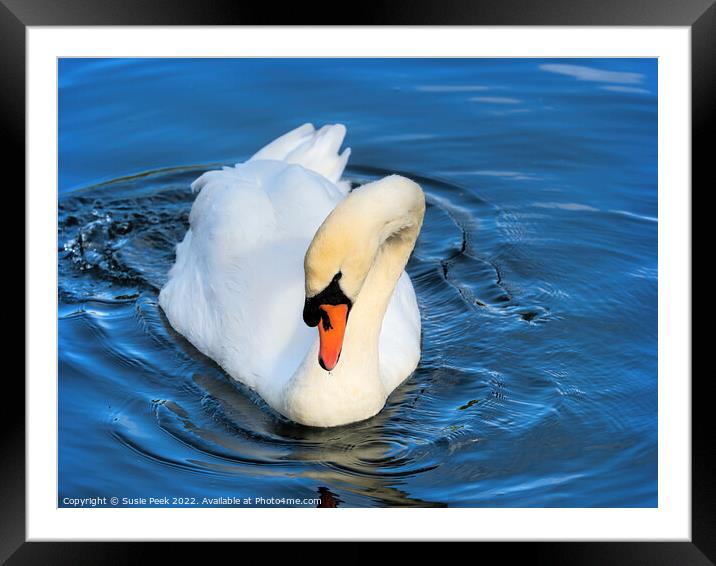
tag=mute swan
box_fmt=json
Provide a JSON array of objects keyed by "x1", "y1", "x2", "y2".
[{"x1": 159, "y1": 124, "x2": 425, "y2": 427}]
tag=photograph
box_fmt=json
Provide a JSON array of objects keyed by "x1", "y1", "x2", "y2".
[{"x1": 57, "y1": 57, "x2": 659, "y2": 509}]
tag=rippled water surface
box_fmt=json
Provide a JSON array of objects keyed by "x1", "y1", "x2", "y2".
[{"x1": 59, "y1": 58, "x2": 657, "y2": 507}]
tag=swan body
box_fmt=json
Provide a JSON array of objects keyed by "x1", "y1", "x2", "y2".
[{"x1": 159, "y1": 124, "x2": 425, "y2": 427}]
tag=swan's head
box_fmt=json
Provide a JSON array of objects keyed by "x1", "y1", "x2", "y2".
[
  {"x1": 302, "y1": 220, "x2": 371, "y2": 371},
  {"x1": 302, "y1": 175, "x2": 425, "y2": 372}
]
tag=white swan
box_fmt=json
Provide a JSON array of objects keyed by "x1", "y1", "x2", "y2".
[{"x1": 159, "y1": 124, "x2": 425, "y2": 427}]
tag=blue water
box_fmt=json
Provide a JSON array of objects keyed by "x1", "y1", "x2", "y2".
[{"x1": 58, "y1": 58, "x2": 657, "y2": 507}]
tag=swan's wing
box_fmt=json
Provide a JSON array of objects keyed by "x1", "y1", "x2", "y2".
[
  {"x1": 160, "y1": 157, "x2": 348, "y2": 396},
  {"x1": 248, "y1": 123, "x2": 315, "y2": 161},
  {"x1": 249, "y1": 123, "x2": 351, "y2": 192}
]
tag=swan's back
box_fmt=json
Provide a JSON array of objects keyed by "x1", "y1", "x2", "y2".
[{"x1": 159, "y1": 124, "x2": 420, "y2": 403}]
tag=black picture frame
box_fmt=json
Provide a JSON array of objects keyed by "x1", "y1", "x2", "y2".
[{"x1": 7, "y1": 1, "x2": 707, "y2": 562}]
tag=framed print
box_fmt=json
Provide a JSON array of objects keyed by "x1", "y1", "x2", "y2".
[{"x1": 9, "y1": 0, "x2": 709, "y2": 562}]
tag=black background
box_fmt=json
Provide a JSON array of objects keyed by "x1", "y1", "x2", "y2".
[{"x1": 4, "y1": 1, "x2": 708, "y2": 563}]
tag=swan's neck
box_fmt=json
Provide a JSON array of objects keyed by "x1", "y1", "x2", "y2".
[
  {"x1": 280, "y1": 177, "x2": 424, "y2": 427},
  {"x1": 337, "y1": 237, "x2": 410, "y2": 375}
]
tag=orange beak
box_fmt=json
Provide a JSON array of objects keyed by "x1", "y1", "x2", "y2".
[{"x1": 317, "y1": 303, "x2": 349, "y2": 371}]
